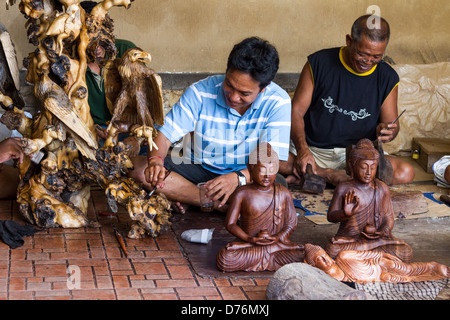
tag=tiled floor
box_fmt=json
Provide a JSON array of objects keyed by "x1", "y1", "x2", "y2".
[{"x1": 0, "y1": 190, "x2": 270, "y2": 300}]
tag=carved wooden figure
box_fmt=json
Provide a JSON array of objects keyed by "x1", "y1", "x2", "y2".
[
  {"x1": 326, "y1": 139, "x2": 413, "y2": 262},
  {"x1": 304, "y1": 243, "x2": 450, "y2": 283},
  {"x1": 45, "y1": 2, "x2": 82, "y2": 56},
  {"x1": 2, "y1": 0, "x2": 171, "y2": 237},
  {"x1": 216, "y1": 143, "x2": 303, "y2": 272},
  {"x1": 103, "y1": 47, "x2": 164, "y2": 150}
]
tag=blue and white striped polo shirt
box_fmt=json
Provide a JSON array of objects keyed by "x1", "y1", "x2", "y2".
[{"x1": 159, "y1": 75, "x2": 291, "y2": 174}]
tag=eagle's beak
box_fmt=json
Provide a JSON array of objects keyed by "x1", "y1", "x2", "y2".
[{"x1": 138, "y1": 52, "x2": 152, "y2": 65}]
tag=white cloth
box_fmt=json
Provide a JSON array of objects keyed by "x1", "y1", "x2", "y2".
[{"x1": 433, "y1": 155, "x2": 450, "y2": 188}]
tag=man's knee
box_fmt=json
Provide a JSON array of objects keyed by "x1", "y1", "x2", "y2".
[
  {"x1": 392, "y1": 159, "x2": 415, "y2": 185},
  {"x1": 128, "y1": 155, "x2": 148, "y2": 183}
]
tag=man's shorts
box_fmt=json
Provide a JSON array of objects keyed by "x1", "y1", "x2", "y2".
[
  {"x1": 164, "y1": 156, "x2": 288, "y2": 187},
  {"x1": 289, "y1": 140, "x2": 389, "y2": 171},
  {"x1": 289, "y1": 141, "x2": 346, "y2": 170},
  {"x1": 164, "y1": 156, "x2": 220, "y2": 185}
]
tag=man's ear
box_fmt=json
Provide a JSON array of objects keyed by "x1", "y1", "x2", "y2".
[{"x1": 345, "y1": 34, "x2": 352, "y2": 47}]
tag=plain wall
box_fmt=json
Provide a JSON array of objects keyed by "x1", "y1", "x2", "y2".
[{"x1": 1, "y1": 0, "x2": 449, "y2": 73}]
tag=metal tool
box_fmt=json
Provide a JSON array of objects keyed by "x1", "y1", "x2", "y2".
[
  {"x1": 299, "y1": 164, "x2": 326, "y2": 194},
  {"x1": 146, "y1": 169, "x2": 171, "y2": 199},
  {"x1": 391, "y1": 109, "x2": 406, "y2": 124},
  {"x1": 113, "y1": 224, "x2": 128, "y2": 258}
]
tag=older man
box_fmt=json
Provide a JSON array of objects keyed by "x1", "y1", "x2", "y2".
[{"x1": 282, "y1": 15, "x2": 415, "y2": 186}]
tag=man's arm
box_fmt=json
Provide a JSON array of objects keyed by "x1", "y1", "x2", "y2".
[
  {"x1": 0, "y1": 138, "x2": 24, "y2": 164},
  {"x1": 147, "y1": 83, "x2": 200, "y2": 188},
  {"x1": 377, "y1": 85, "x2": 399, "y2": 143},
  {"x1": 145, "y1": 132, "x2": 172, "y2": 188},
  {"x1": 291, "y1": 62, "x2": 315, "y2": 174}
]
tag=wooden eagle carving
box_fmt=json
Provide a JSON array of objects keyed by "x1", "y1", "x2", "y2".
[{"x1": 104, "y1": 47, "x2": 164, "y2": 135}]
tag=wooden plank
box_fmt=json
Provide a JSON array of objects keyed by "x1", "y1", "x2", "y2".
[{"x1": 391, "y1": 190, "x2": 428, "y2": 217}]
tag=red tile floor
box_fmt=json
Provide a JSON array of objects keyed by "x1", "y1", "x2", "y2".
[{"x1": 0, "y1": 189, "x2": 270, "y2": 300}]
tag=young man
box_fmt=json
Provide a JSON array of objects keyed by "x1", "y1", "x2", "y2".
[
  {"x1": 129, "y1": 37, "x2": 292, "y2": 213},
  {"x1": 283, "y1": 15, "x2": 415, "y2": 186}
]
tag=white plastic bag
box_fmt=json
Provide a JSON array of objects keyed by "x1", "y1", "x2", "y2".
[{"x1": 181, "y1": 228, "x2": 214, "y2": 244}]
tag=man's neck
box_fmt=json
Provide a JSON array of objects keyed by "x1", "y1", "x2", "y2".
[{"x1": 88, "y1": 62, "x2": 101, "y2": 75}]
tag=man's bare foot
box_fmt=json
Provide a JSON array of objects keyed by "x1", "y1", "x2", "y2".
[
  {"x1": 171, "y1": 201, "x2": 229, "y2": 214},
  {"x1": 172, "y1": 201, "x2": 190, "y2": 214}
]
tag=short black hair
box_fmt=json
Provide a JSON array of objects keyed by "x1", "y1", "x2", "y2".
[
  {"x1": 80, "y1": 1, "x2": 98, "y2": 14},
  {"x1": 226, "y1": 37, "x2": 279, "y2": 90},
  {"x1": 351, "y1": 14, "x2": 390, "y2": 44}
]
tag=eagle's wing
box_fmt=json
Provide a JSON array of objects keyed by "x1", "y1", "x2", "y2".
[
  {"x1": 0, "y1": 22, "x2": 24, "y2": 109},
  {"x1": 40, "y1": 75, "x2": 98, "y2": 158},
  {"x1": 103, "y1": 59, "x2": 122, "y2": 117},
  {"x1": 44, "y1": 96, "x2": 98, "y2": 151},
  {"x1": 143, "y1": 69, "x2": 164, "y2": 127}
]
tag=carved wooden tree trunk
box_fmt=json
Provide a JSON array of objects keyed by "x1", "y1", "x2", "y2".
[{"x1": 2, "y1": 0, "x2": 171, "y2": 237}]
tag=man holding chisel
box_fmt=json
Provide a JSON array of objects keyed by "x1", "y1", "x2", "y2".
[{"x1": 281, "y1": 14, "x2": 415, "y2": 186}]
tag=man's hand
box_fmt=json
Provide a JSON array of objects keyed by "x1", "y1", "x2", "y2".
[
  {"x1": 144, "y1": 156, "x2": 166, "y2": 188},
  {"x1": 293, "y1": 149, "x2": 317, "y2": 177},
  {"x1": 204, "y1": 172, "x2": 239, "y2": 208},
  {"x1": 0, "y1": 138, "x2": 25, "y2": 164},
  {"x1": 376, "y1": 122, "x2": 398, "y2": 143}
]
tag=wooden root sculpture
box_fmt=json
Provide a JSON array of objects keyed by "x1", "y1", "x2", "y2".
[
  {"x1": 2, "y1": 0, "x2": 171, "y2": 237},
  {"x1": 105, "y1": 178, "x2": 172, "y2": 239}
]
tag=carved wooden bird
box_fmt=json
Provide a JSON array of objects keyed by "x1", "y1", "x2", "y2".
[
  {"x1": 0, "y1": 22, "x2": 24, "y2": 110},
  {"x1": 104, "y1": 47, "x2": 164, "y2": 134},
  {"x1": 45, "y1": 3, "x2": 82, "y2": 55}
]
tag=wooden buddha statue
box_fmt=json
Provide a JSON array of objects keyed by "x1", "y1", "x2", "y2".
[
  {"x1": 326, "y1": 138, "x2": 413, "y2": 262},
  {"x1": 216, "y1": 143, "x2": 303, "y2": 272}
]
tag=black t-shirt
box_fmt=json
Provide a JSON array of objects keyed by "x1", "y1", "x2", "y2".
[{"x1": 304, "y1": 47, "x2": 399, "y2": 148}]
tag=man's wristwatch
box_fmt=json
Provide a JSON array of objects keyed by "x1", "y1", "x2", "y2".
[{"x1": 235, "y1": 171, "x2": 247, "y2": 187}]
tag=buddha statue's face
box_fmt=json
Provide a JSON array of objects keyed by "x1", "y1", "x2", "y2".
[
  {"x1": 352, "y1": 159, "x2": 378, "y2": 184},
  {"x1": 250, "y1": 161, "x2": 277, "y2": 188},
  {"x1": 311, "y1": 248, "x2": 346, "y2": 281}
]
